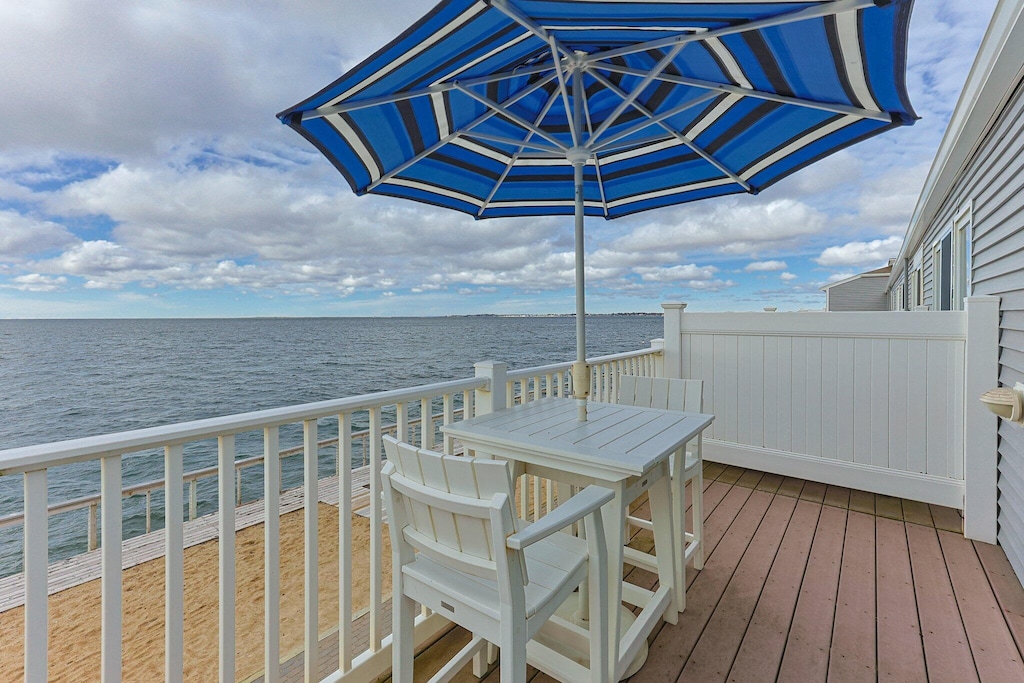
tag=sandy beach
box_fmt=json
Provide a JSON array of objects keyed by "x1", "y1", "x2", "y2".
[{"x1": 0, "y1": 504, "x2": 391, "y2": 682}]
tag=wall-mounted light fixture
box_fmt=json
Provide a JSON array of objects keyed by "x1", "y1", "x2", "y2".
[{"x1": 980, "y1": 382, "x2": 1024, "y2": 425}]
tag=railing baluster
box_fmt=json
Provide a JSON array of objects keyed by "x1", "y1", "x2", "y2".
[
  {"x1": 236, "y1": 468, "x2": 242, "y2": 506},
  {"x1": 303, "y1": 419, "x2": 319, "y2": 682},
  {"x1": 165, "y1": 445, "x2": 184, "y2": 683},
  {"x1": 24, "y1": 469, "x2": 48, "y2": 683},
  {"x1": 421, "y1": 398, "x2": 434, "y2": 450},
  {"x1": 189, "y1": 479, "x2": 197, "y2": 521},
  {"x1": 264, "y1": 428, "x2": 281, "y2": 683},
  {"x1": 337, "y1": 413, "x2": 353, "y2": 673},
  {"x1": 396, "y1": 401, "x2": 408, "y2": 445},
  {"x1": 369, "y1": 407, "x2": 384, "y2": 650},
  {"x1": 100, "y1": 455, "x2": 123, "y2": 682},
  {"x1": 443, "y1": 393, "x2": 455, "y2": 454},
  {"x1": 145, "y1": 491, "x2": 152, "y2": 534},
  {"x1": 88, "y1": 502, "x2": 98, "y2": 551},
  {"x1": 218, "y1": 435, "x2": 236, "y2": 683},
  {"x1": 463, "y1": 389, "x2": 473, "y2": 420}
]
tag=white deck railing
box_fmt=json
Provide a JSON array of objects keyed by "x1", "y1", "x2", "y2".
[{"x1": 0, "y1": 342, "x2": 663, "y2": 683}]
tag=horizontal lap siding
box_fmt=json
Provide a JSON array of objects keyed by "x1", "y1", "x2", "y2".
[
  {"x1": 826, "y1": 277, "x2": 889, "y2": 311},
  {"x1": 933, "y1": 80, "x2": 1024, "y2": 583},
  {"x1": 678, "y1": 326, "x2": 965, "y2": 479}
]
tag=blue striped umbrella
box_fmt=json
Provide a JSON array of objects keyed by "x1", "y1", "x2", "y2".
[{"x1": 278, "y1": 0, "x2": 916, "y2": 419}]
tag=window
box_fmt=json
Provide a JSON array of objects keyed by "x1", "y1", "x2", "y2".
[
  {"x1": 953, "y1": 203, "x2": 972, "y2": 310},
  {"x1": 934, "y1": 233, "x2": 953, "y2": 311}
]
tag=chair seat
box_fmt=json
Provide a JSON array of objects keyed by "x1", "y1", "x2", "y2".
[{"x1": 403, "y1": 530, "x2": 588, "y2": 635}]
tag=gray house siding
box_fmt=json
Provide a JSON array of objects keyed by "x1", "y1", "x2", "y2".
[
  {"x1": 923, "y1": 79, "x2": 1024, "y2": 579},
  {"x1": 825, "y1": 275, "x2": 889, "y2": 311}
]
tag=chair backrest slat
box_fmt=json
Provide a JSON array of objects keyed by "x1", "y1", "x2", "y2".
[
  {"x1": 619, "y1": 375, "x2": 703, "y2": 413},
  {"x1": 382, "y1": 436, "x2": 522, "y2": 582}
]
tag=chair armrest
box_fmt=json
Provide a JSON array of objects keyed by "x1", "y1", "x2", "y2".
[{"x1": 506, "y1": 485, "x2": 614, "y2": 550}]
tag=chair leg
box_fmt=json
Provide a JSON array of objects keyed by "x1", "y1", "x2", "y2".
[
  {"x1": 671, "y1": 453, "x2": 685, "y2": 614},
  {"x1": 392, "y1": 592, "x2": 417, "y2": 683},
  {"x1": 499, "y1": 624, "x2": 528, "y2": 683},
  {"x1": 693, "y1": 467, "x2": 704, "y2": 570}
]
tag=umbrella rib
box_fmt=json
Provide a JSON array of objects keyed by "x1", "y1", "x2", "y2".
[
  {"x1": 580, "y1": 82, "x2": 608, "y2": 217},
  {"x1": 488, "y1": 0, "x2": 576, "y2": 61},
  {"x1": 588, "y1": 69, "x2": 751, "y2": 192},
  {"x1": 454, "y1": 83, "x2": 568, "y2": 150},
  {"x1": 592, "y1": 62, "x2": 892, "y2": 122},
  {"x1": 479, "y1": 88, "x2": 562, "y2": 216},
  {"x1": 588, "y1": 42, "x2": 686, "y2": 146},
  {"x1": 365, "y1": 74, "x2": 557, "y2": 192},
  {"x1": 589, "y1": 91, "x2": 718, "y2": 152},
  {"x1": 462, "y1": 131, "x2": 562, "y2": 154},
  {"x1": 301, "y1": 63, "x2": 556, "y2": 120},
  {"x1": 549, "y1": 38, "x2": 579, "y2": 148},
  {"x1": 585, "y1": 0, "x2": 877, "y2": 63}
]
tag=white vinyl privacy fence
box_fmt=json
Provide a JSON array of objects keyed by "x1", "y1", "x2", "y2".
[{"x1": 661, "y1": 299, "x2": 1000, "y2": 541}]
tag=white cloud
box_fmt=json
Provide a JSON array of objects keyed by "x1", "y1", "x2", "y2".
[
  {"x1": 745, "y1": 260, "x2": 787, "y2": 272},
  {"x1": 634, "y1": 264, "x2": 718, "y2": 283},
  {"x1": 5, "y1": 273, "x2": 68, "y2": 292},
  {"x1": 815, "y1": 236, "x2": 903, "y2": 268},
  {"x1": 0, "y1": 210, "x2": 78, "y2": 259},
  {"x1": 780, "y1": 272, "x2": 798, "y2": 281}
]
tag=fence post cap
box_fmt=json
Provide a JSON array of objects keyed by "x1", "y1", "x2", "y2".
[{"x1": 661, "y1": 302, "x2": 687, "y2": 311}]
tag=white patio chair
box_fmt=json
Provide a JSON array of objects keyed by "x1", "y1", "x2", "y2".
[
  {"x1": 381, "y1": 435, "x2": 614, "y2": 683},
  {"x1": 617, "y1": 375, "x2": 705, "y2": 610}
]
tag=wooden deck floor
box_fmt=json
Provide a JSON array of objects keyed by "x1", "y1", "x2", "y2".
[{"x1": 398, "y1": 463, "x2": 1024, "y2": 683}]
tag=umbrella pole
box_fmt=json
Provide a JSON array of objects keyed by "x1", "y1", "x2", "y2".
[{"x1": 569, "y1": 150, "x2": 590, "y2": 422}]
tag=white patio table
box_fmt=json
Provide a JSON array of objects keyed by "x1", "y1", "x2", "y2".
[{"x1": 442, "y1": 396, "x2": 714, "y2": 681}]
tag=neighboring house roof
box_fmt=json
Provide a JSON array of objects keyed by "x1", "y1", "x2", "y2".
[
  {"x1": 887, "y1": 0, "x2": 1024, "y2": 291},
  {"x1": 820, "y1": 264, "x2": 892, "y2": 292}
]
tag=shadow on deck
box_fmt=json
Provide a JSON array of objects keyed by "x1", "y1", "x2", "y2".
[{"x1": 294, "y1": 463, "x2": 1024, "y2": 683}]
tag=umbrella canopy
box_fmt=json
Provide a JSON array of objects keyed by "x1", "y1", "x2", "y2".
[{"x1": 278, "y1": 0, "x2": 916, "y2": 419}]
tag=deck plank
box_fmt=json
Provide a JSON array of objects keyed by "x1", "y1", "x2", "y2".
[
  {"x1": 974, "y1": 540, "x2": 1024, "y2": 658},
  {"x1": 799, "y1": 481, "x2": 827, "y2": 505},
  {"x1": 939, "y1": 530, "x2": 1024, "y2": 680},
  {"x1": 754, "y1": 473, "x2": 785, "y2": 495},
  {"x1": 681, "y1": 494, "x2": 797, "y2": 682},
  {"x1": 901, "y1": 499, "x2": 933, "y2": 527},
  {"x1": 875, "y1": 517, "x2": 927, "y2": 681},
  {"x1": 848, "y1": 490, "x2": 874, "y2": 515},
  {"x1": 642, "y1": 485, "x2": 765, "y2": 680},
  {"x1": 822, "y1": 485, "x2": 850, "y2": 509},
  {"x1": 875, "y1": 495, "x2": 903, "y2": 521},
  {"x1": 735, "y1": 469, "x2": 764, "y2": 489},
  {"x1": 776, "y1": 477, "x2": 805, "y2": 498},
  {"x1": 718, "y1": 466, "x2": 746, "y2": 486},
  {"x1": 929, "y1": 505, "x2": 962, "y2": 533},
  {"x1": 776, "y1": 504, "x2": 847, "y2": 681},
  {"x1": 827, "y1": 511, "x2": 875, "y2": 682},
  {"x1": 727, "y1": 499, "x2": 821, "y2": 682},
  {"x1": 906, "y1": 523, "x2": 979, "y2": 682}
]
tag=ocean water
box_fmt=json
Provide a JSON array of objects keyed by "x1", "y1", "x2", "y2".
[{"x1": 0, "y1": 315, "x2": 662, "y2": 575}]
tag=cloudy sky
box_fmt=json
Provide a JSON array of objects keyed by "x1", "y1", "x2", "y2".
[{"x1": 0, "y1": 1, "x2": 1000, "y2": 318}]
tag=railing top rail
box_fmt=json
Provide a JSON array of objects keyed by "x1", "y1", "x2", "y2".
[
  {"x1": 675, "y1": 310, "x2": 968, "y2": 339},
  {"x1": 0, "y1": 376, "x2": 486, "y2": 475},
  {"x1": 506, "y1": 346, "x2": 662, "y2": 382}
]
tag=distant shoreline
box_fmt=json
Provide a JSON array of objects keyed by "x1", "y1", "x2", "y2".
[{"x1": 0, "y1": 312, "x2": 665, "y2": 321}]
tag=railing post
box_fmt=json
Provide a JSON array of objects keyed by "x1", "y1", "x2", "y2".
[
  {"x1": 650, "y1": 338, "x2": 665, "y2": 378},
  {"x1": 964, "y1": 295, "x2": 1000, "y2": 542},
  {"x1": 474, "y1": 361, "x2": 508, "y2": 415},
  {"x1": 661, "y1": 303, "x2": 686, "y2": 379}
]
